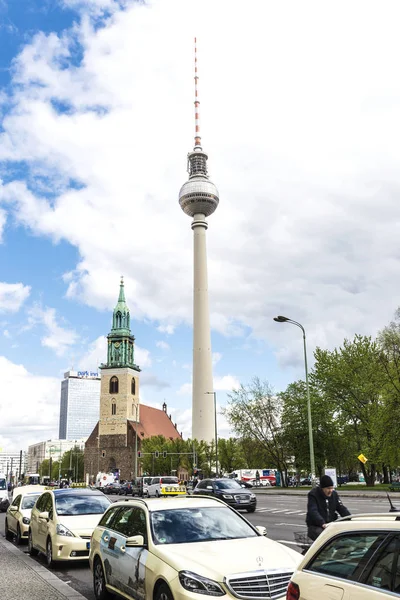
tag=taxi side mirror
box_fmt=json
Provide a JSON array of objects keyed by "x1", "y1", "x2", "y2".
[
  {"x1": 39, "y1": 511, "x2": 49, "y2": 521},
  {"x1": 126, "y1": 535, "x2": 145, "y2": 547},
  {"x1": 9, "y1": 505, "x2": 18, "y2": 511},
  {"x1": 256, "y1": 526, "x2": 268, "y2": 536}
]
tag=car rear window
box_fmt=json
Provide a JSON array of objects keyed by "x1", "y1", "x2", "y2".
[{"x1": 160, "y1": 477, "x2": 179, "y2": 485}]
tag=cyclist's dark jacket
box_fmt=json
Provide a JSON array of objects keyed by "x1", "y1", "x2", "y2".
[{"x1": 306, "y1": 487, "x2": 350, "y2": 527}]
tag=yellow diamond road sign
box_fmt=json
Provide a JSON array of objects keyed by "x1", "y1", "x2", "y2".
[{"x1": 358, "y1": 453, "x2": 368, "y2": 464}]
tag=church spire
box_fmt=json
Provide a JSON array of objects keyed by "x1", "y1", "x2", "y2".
[
  {"x1": 112, "y1": 276, "x2": 130, "y2": 334},
  {"x1": 101, "y1": 277, "x2": 140, "y2": 372}
]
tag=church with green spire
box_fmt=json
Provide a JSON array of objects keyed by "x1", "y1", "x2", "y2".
[{"x1": 84, "y1": 277, "x2": 182, "y2": 482}]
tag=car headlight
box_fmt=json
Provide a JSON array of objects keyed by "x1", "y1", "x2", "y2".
[
  {"x1": 22, "y1": 517, "x2": 30, "y2": 525},
  {"x1": 222, "y1": 494, "x2": 233, "y2": 499},
  {"x1": 250, "y1": 494, "x2": 256, "y2": 499},
  {"x1": 179, "y1": 571, "x2": 225, "y2": 596},
  {"x1": 56, "y1": 523, "x2": 74, "y2": 537}
]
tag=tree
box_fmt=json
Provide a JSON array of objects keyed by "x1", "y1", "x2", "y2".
[
  {"x1": 222, "y1": 378, "x2": 290, "y2": 484},
  {"x1": 312, "y1": 335, "x2": 386, "y2": 485},
  {"x1": 218, "y1": 438, "x2": 246, "y2": 474}
]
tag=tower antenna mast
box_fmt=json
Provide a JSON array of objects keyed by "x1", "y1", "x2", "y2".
[{"x1": 194, "y1": 37, "x2": 201, "y2": 149}]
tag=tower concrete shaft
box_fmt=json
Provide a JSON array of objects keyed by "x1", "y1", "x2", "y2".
[{"x1": 191, "y1": 214, "x2": 214, "y2": 442}]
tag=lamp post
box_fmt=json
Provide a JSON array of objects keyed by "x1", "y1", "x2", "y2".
[
  {"x1": 273, "y1": 315, "x2": 316, "y2": 480},
  {"x1": 206, "y1": 392, "x2": 218, "y2": 477},
  {"x1": 134, "y1": 404, "x2": 139, "y2": 479}
]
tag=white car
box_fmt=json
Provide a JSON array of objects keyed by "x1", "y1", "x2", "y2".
[
  {"x1": 5, "y1": 487, "x2": 46, "y2": 544},
  {"x1": 288, "y1": 513, "x2": 400, "y2": 599},
  {"x1": 89, "y1": 495, "x2": 301, "y2": 600},
  {"x1": 145, "y1": 476, "x2": 180, "y2": 497},
  {"x1": 28, "y1": 487, "x2": 111, "y2": 567}
]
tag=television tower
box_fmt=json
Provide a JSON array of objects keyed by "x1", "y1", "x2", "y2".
[{"x1": 179, "y1": 38, "x2": 219, "y2": 443}]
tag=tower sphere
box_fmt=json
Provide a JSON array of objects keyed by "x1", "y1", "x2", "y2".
[{"x1": 179, "y1": 177, "x2": 219, "y2": 218}]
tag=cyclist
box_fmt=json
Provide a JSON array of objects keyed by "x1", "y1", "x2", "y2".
[{"x1": 306, "y1": 475, "x2": 350, "y2": 541}]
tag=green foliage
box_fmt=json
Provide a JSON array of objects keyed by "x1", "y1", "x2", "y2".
[{"x1": 312, "y1": 334, "x2": 385, "y2": 485}]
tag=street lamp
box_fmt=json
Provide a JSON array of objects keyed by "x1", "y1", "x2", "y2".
[
  {"x1": 205, "y1": 392, "x2": 218, "y2": 477},
  {"x1": 273, "y1": 315, "x2": 316, "y2": 480}
]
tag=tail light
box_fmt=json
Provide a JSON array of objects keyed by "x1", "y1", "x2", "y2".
[{"x1": 286, "y1": 581, "x2": 300, "y2": 600}]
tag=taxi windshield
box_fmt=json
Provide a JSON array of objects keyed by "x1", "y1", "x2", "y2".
[
  {"x1": 55, "y1": 494, "x2": 110, "y2": 516},
  {"x1": 21, "y1": 495, "x2": 40, "y2": 509},
  {"x1": 0, "y1": 478, "x2": 6, "y2": 490},
  {"x1": 151, "y1": 506, "x2": 257, "y2": 545}
]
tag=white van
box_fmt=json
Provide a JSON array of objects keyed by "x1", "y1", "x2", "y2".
[
  {"x1": 0, "y1": 473, "x2": 9, "y2": 512},
  {"x1": 146, "y1": 476, "x2": 180, "y2": 497}
]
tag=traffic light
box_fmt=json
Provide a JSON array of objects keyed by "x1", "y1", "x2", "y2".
[
  {"x1": 137, "y1": 451, "x2": 141, "y2": 458},
  {"x1": 154, "y1": 451, "x2": 159, "y2": 458},
  {"x1": 163, "y1": 451, "x2": 167, "y2": 459}
]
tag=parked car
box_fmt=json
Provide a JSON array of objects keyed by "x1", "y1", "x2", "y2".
[
  {"x1": 193, "y1": 478, "x2": 257, "y2": 512},
  {"x1": 89, "y1": 495, "x2": 301, "y2": 600},
  {"x1": 5, "y1": 488, "x2": 45, "y2": 544},
  {"x1": 102, "y1": 482, "x2": 121, "y2": 495},
  {"x1": 28, "y1": 487, "x2": 111, "y2": 567},
  {"x1": 118, "y1": 482, "x2": 133, "y2": 495},
  {"x1": 288, "y1": 512, "x2": 400, "y2": 599}
]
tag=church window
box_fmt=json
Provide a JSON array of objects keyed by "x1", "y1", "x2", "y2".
[
  {"x1": 131, "y1": 378, "x2": 136, "y2": 395},
  {"x1": 116, "y1": 311, "x2": 122, "y2": 328},
  {"x1": 111, "y1": 402, "x2": 116, "y2": 415},
  {"x1": 110, "y1": 376, "x2": 119, "y2": 394}
]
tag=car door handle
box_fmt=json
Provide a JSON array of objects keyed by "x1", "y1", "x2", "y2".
[
  {"x1": 103, "y1": 536, "x2": 109, "y2": 542},
  {"x1": 120, "y1": 546, "x2": 126, "y2": 553}
]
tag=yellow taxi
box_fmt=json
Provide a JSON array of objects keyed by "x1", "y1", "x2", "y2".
[
  {"x1": 89, "y1": 495, "x2": 301, "y2": 600},
  {"x1": 28, "y1": 487, "x2": 111, "y2": 567},
  {"x1": 5, "y1": 486, "x2": 46, "y2": 544}
]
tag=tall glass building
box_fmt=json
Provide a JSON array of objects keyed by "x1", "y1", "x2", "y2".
[{"x1": 59, "y1": 370, "x2": 101, "y2": 440}]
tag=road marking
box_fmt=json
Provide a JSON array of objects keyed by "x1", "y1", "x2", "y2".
[{"x1": 275, "y1": 522, "x2": 305, "y2": 527}]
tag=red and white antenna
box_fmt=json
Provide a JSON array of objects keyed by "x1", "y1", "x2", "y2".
[{"x1": 194, "y1": 37, "x2": 201, "y2": 149}]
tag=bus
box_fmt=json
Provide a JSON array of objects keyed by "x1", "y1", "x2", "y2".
[{"x1": 24, "y1": 473, "x2": 40, "y2": 485}]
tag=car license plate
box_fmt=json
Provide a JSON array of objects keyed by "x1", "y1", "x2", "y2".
[
  {"x1": 239, "y1": 499, "x2": 247, "y2": 503},
  {"x1": 86, "y1": 542, "x2": 91, "y2": 550}
]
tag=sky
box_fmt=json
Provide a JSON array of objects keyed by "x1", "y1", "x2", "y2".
[{"x1": 1, "y1": 0, "x2": 400, "y2": 452}]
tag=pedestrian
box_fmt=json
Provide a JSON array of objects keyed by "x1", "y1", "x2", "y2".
[
  {"x1": 306, "y1": 475, "x2": 350, "y2": 541},
  {"x1": 255, "y1": 470, "x2": 260, "y2": 486}
]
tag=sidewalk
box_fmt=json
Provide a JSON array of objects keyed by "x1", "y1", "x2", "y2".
[{"x1": 0, "y1": 537, "x2": 86, "y2": 600}]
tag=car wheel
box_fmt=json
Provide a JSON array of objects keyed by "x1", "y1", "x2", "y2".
[
  {"x1": 46, "y1": 538, "x2": 55, "y2": 568},
  {"x1": 93, "y1": 557, "x2": 112, "y2": 600},
  {"x1": 15, "y1": 524, "x2": 22, "y2": 545},
  {"x1": 5, "y1": 519, "x2": 13, "y2": 541},
  {"x1": 247, "y1": 507, "x2": 256, "y2": 513},
  {"x1": 28, "y1": 530, "x2": 39, "y2": 556},
  {"x1": 155, "y1": 490, "x2": 160, "y2": 498},
  {"x1": 155, "y1": 582, "x2": 174, "y2": 600}
]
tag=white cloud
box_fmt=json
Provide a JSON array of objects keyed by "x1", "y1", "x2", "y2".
[
  {"x1": 0, "y1": 282, "x2": 31, "y2": 313},
  {"x1": 3, "y1": 329, "x2": 10, "y2": 338},
  {"x1": 27, "y1": 305, "x2": 79, "y2": 356},
  {"x1": 157, "y1": 325, "x2": 175, "y2": 336},
  {"x1": 212, "y1": 352, "x2": 222, "y2": 366},
  {"x1": 0, "y1": 356, "x2": 60, "y2": 451},
  {"x1": 0, "y1": 0, "x2": 400, "y2": 370},
  {"x1": 214, "y1": 375, "x2": 240, "y2": 392},
  {"x1": 156, "y1": 340, "x2": 170, "y2": 351},
  {"x1": 0, "y1": 208, "x2": 6, "y2": 242}
]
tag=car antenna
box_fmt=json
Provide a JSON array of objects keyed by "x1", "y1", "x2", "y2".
[{"x1": 386, "y1": 492, "x2": 400, "y2": 512}]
